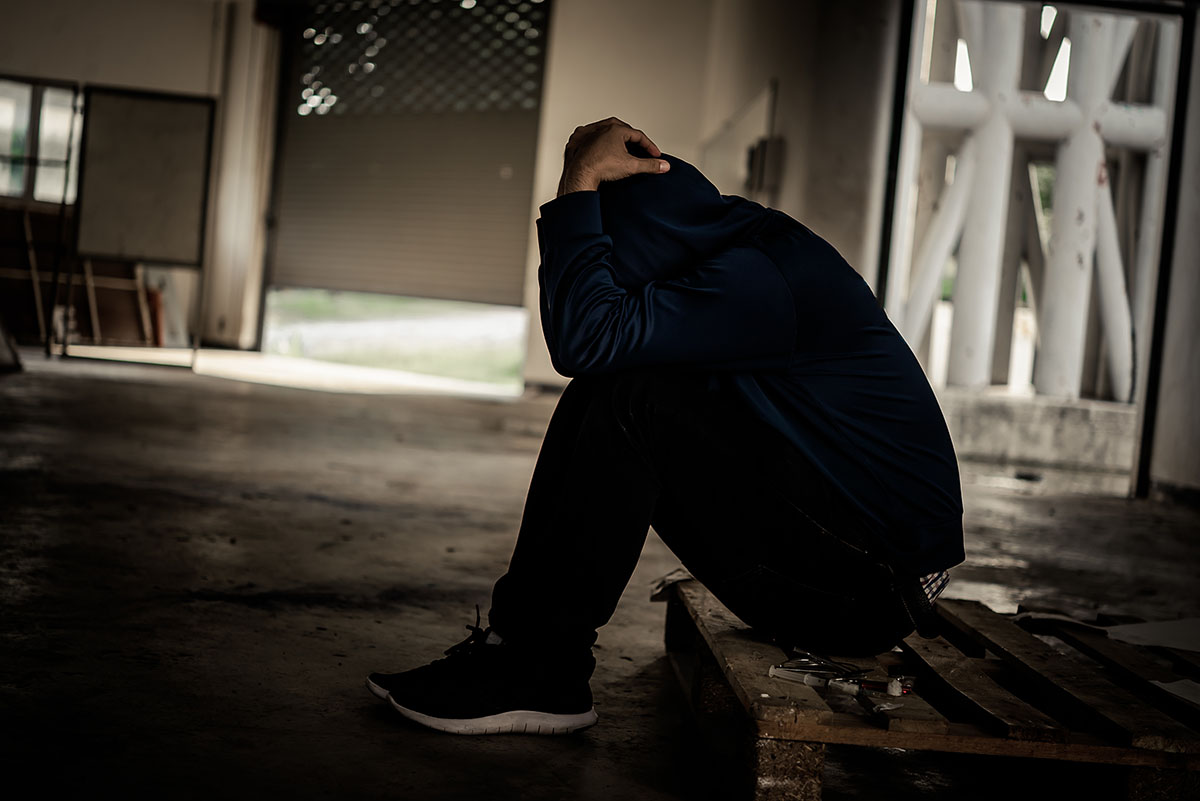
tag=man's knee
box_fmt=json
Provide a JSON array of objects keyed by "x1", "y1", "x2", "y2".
[{"x1": 603, "y1": 369, "x2": 707, "y2": 414}]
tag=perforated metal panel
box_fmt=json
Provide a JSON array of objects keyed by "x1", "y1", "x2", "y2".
[{"x1": 270, "y1": 0, "x2": 550, "y2": 306}]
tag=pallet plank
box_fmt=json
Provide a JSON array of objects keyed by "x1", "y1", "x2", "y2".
[
  {"x1": 902, "y1": 635, "x2": 1068, "y2": 741},
  {"x1": 938, "y1": 599, "x2": 1200, "y2": 753},
  {"x1": 663, "y1": 584, "x2": 1200, "y2": 772},
  {"x1": 857, "y1": 681, "x2": 950, "y2": 733},
  {"x1": 839, "y1": 664, "x2": 951, "y2": 734},
  {"x1": 751, "y1": 716, "x2": 1200, "y2": 770},
  {"x1": 1156, "y1": 647, "x2": 1200, "y2": 683},
  {"x1": 674, "y1": 580, "x2": 834, "y2": 726},
  {"x1": 1019, "y1": 618, "x2": 1200, "y2": 733}
]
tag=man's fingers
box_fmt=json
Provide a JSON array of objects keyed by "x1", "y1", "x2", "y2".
[
  {"x1": 624, "y1": 128, "x2": 662, "y2": 158},
  {"x1": 561, "y1": 118, "x2": 668, "y2": 184},
  {"x1": 576, "y1": 117, "x2": 619, "y2": 136},
  {"x1": 575, "y1": 118, "x2": 661, "y2": 154},
  {"x1": 627, "y1": 154, "x2": 670, "y2": 175}
]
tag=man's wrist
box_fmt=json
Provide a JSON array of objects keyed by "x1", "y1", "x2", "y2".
[
  {"x1": 538, "y1": 189, "x2": 604, "y2": 243},
  {"x1": 558, "y1": 168, "x2": 599, "y2": 196}
]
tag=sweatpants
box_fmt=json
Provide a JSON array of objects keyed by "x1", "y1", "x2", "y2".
[{"x1": 488, "y1": 368, "x2": 920, "y2": 671}]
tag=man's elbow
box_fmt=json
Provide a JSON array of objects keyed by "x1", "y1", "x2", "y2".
[
  {"x1": 549, "y1": 350, "x2": 579, "y2": 379},
  {"x1": 550, "y1": 349, "x2": 590, "y2": 378},
  {"x1": 550, "y1": 341, "x2": 612, "y2": 377}
]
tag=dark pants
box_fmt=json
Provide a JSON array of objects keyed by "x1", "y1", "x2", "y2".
[{"x1": 488, "y1": 369, "x2": 916, "y2": 669}]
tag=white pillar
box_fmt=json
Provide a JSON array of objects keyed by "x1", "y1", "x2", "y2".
[
  {"x1": 1024, "y1": 174, "x2": 1047, "y2": 325},
  {"x1": 902, "y1": 136, "x2": 976, "y2": 351},
  {"x1": 947, "y1": 1, "x2": 1024, "y2": 387},
  {"x1": 883, "y1": 0, "x2": 930, "y2": 322},
  {"x1": 992, "y1": 147, "x2": 1030, "y2": 385},
  {"x1": 201, "y1": 1, "x2": 281, "y2": 349},
  {"x1": 912, "y1": 83, "x2": 988, "y2": 128},
  {"x1": 1096, "y1": 183, "x2": 1135, "y2": 401},
  {"x1": 1034, "y1": 12, "x2": 1117, "y2": 398},
  {"x1": 1132, "y1": 20, "x2": 1180, "y2": 399}
]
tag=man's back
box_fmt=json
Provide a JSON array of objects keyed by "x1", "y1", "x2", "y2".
[
  {"x1": 539, "y1": 153, "x2": 963, "y2": 577},
  {"x1": 728, "y1": 211, "x2": 963, "y2": 576}
]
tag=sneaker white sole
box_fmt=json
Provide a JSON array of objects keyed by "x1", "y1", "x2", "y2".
[
  {"x1": 389, "y1": 698, "x2": 599, "y2": 735},
  {"x1": 365, "y1": 676, "x2": 389, "y2": 700}
]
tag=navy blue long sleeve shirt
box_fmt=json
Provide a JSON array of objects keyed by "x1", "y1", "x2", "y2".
[{"x1": 536, "y1": 155, "x2": 964, "y2": 577}]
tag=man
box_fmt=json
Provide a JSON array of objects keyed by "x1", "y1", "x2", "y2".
[{"x1": 367, "y1": 118, "x2": 963, "y2": 735}]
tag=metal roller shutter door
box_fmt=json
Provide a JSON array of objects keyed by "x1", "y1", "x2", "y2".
[{"x1": 268, "y1": 0, "x2": 549, "y2": 307}]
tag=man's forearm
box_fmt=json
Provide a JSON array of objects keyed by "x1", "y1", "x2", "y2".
[{"x1": 557, "y1": 168, "x2": 599, "y2": 197}]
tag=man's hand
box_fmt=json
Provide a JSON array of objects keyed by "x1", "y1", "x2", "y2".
[{"x1": 556, "y1": 118, "x2": 670, "y2": 197}]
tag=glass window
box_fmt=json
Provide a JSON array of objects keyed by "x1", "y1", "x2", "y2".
[
  {"x1": 33, "y1": 87, "x2": 83, "y2": 203},
  {"x1": 0, "y1": 80, "x2": 33, "y2": 197}
]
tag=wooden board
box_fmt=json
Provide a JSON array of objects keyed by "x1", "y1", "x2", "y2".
[
  {"x1": 663, "y1": 580, "x2": 1200, "y2": 773},
  {"x1": 1156, "y1": 647, "x2": 1200, "y2": 683},
  {"x1": 858, "y1": 682, "x2": 950, "y2": 734},
  {"x1": 938, "y1": 599, "x2": 1200, "y2": 753},
  {"x1": 902, "y1": 635, "x2": 1068, "y2": 742},
  {"x1": 674, "y1": 580, "x2": 833, "y2": 726},
  {"x1": 751, "y1": 715, "x2": 1200, "y2": 769},
  {"x1": 1019, "y1": 618, "x2": 1200, "y2": 732}
]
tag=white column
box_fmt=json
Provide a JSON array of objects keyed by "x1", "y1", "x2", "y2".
[
  {"x1": 992, "y1": 147, "x2": 1030, "y2": 384},
  {"x1": 201, "y1": 1, "x2": 281, "y2": 349},
  {"x1": 912, "y1": 83, "x2": 988, "y2": 128},
  {"x1": 947, "y1": 0, "x2": 1024, "y2": 387},
  {"x1": 1096, "y1": 183, "x2": 1135, "y2": 401},
  {"x1": 1034, "y1": 12, "x2": 1117, "y2": 398},
  {"x1": 1024, "y1": 173, "x2": 1047, "y2": 323},
  {"x1": 883, "y1": 0, "x2": 931, "y2": 322},
  {"x1": 1132, "y1": 20, "x2": 1180, "y2": 398},
  {"x1": 902, "y1": 136, "x2": 976, "y2": 350}
]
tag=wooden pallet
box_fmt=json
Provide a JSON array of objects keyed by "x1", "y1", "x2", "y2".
[{"x1": 662, "y1": 579, "x2": 1200, "y2": 800}]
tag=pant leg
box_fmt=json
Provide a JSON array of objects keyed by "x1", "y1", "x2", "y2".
[
  {"x1": 488, "y1": 372, "x2": 660, "y2": 658},
  {"x1": 488, "y1": 369, "x2": 915, "y2": 664},
  {"x1": 630, "y1": 372, "x2": 916, "y2": 656}
]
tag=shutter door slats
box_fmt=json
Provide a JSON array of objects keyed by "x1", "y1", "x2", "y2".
[{"x1": 271, "y1": 110, "x2": 537, "y2": 307}]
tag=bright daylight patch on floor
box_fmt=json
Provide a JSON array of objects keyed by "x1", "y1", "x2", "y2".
[
  {"x1": 261, "y1": 288, "x2": 528, "y2": 397},
  {"x1": 62, "y1": 290, "x2": 529, "y2": 398}
]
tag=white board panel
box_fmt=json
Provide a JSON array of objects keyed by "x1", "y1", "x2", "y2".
[{"x1": 76, "y1": 89, "x2": 213, "y2": 265}]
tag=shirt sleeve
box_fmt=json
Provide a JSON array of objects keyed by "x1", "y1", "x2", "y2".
[{"x1": 536, "y1": 191, "x2": 796, "y2": 377}]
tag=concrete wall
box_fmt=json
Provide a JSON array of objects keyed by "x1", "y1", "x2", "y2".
[
  {"x1": 520, "y1": 0, "x2": 713, "y2": 385},
  {"x1": 798, "y1": 0, "x2": 901, "y2": 287},
  {"x1": 700, "y1": 0, "x2": 901, "y2": 279},
  {"x1": 0, "y1": 0, "x2": 223, "y2": 96},
  {"x1": 700, "y1": 0, "x2": 818, "y2": 222},
  {"x1": 1149, "y1": 16, "x2": 1200, "y2": 493},
  {"x1": 940, "y1": 388, "x2": 1137, "y2": 495}
]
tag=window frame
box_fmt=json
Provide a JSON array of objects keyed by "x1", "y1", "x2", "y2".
[{"x1": 0, "y1": 73, "x2": 83, "y2": 212}]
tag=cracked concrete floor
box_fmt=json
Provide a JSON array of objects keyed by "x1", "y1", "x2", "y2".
[{"x1": 2, "y1": 354, "x2": 1197, "y2": 800}]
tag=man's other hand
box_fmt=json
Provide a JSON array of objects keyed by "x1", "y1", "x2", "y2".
[{"x1": 557, "y1": 118, "x2": 670, "y2": 197}]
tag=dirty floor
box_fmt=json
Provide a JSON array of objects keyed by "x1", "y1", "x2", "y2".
[{"x1": 2, "y1": 354, "x2": 1197, "y2": 799}]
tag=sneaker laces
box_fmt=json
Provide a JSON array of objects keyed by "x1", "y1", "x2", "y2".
[{"x1": 443, "y1": 605, "x2": 493, "y2": 658}]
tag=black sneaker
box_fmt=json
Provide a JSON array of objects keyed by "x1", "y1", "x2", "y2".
[
  {"x1": 364, "y1": 615, "x2": 507, "y2": 702},
  {"x1": 367, "y1": 614, "x2": 598, "y2": 735},
  {"x1": 365, "y1": 670, "x2": 401, "y2": 701}
]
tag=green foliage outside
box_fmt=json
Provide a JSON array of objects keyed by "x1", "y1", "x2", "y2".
[
  {"x1": 1033, "y1": 163, "x2": 1055, "y2": 214},
  {"x1": 263, "y1": 289, "x2": 525, "y2": 389},
  {"x1": 266, "y1": 289, "x2": 495, "y2": 326},
  {"x1": 294, "y1": 340, "x2": 525, "y2": 386}
]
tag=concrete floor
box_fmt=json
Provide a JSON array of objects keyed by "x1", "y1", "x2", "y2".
[{"x1": 2, "y1": 354, "x2": 1198, "y2": 800}]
